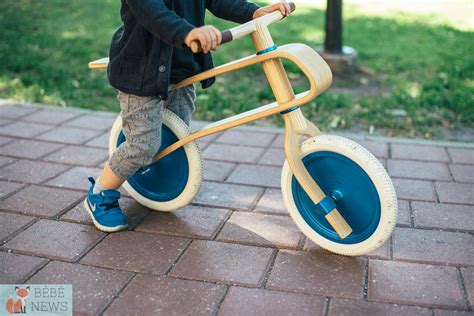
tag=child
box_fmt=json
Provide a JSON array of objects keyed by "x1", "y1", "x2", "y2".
[{"x1": 85, "y1": 0, "x2": 291, "y2": 232}]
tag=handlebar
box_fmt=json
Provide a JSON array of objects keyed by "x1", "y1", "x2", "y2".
[{"x1": 190, "y1": 1, "x2": 296, "y2": 53}]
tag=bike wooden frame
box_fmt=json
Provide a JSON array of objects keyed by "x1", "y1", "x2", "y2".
[{"x1": 89, "y1": 3, "x2": 352, "y2": 238}]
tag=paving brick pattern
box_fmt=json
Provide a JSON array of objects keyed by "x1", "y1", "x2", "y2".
[
  {"x1": 0, "y1": 252, "x2": 47, "y2": 283},
  {"x1": 0, "y1": 159, "x2": 69, "y2": 184},
  {"x1": 202, "y1": 159, "x2": 236, "y2": 182},
  {"x1": 411, "y1": 202, "x2": 473, "y2": 231},
  {"x1": 0, "y1": 156, "x2": 15, "y2": 169},
  {"x1": 461, "y1": 268, "x2": 474, "y2": 307},
  {"x1": 1, "y1": 139, "x2": 64, "y2": 159},
  {"x1": 43, "y1": 145, "x2": 109, "y2": 166},
  {"x1": 449, "y1": 164, "x2": 474, "y2": 183},
  {"x1": 170, "y1": 240, "x2": 274, "y2": 286},
  {"x1": 0, "y1": 213, "x2": 36, "y2": 242},
  {"x1": 216, "y1": 212, "x2": 303, "y2": 249},
  {"x1": 388, "y1": 159, "x2": 452, "y2": 181},
  {"x1": 84, "y1": 131, "x2": 109, "y2": 148},
  {"x1": 328, "y1": 298, "x2": 432, "y2": 316},
  {"x1": 254, "y1": 187, "x2": 289, "y2": 214},
  {"x1": 258, "y1": 147, "x2": 286, "y2": 166},
  {"x1": 0, "y1": 180, "x2": 24, "y2": 199},
  {"x1": 227, "y1": 164, "x2": 281, "y2": 188},
  {"x1": 267, "y1": 250, "x2": 367, "y2": 299},
  {"x1": 304, "y1": 237, "x2": 391, "y2": 260},
  {"x1": 368, "y1": 260, "x2": 465, "y2": 308},
  {"x1": 392, "y1": 227, "x2": 473, "y2": 266},
  {"x1": 0, "y1": 135, "x2": 13, "y2": 146},
  {"x1": 3, "y1": 219, "x2": 104, "y2": 261},
  {"x1": 220, "y1": 287, "x2": 327, "y2": 315},
  {"x1": 396, "y1": 199, "x2": 411, "y2": 226},
  {"x1": 135, "y1": 204, "x2": 230, "y2": 239},
  {"x1": 0, "y1": 121, "x2": 53, "y2": 138},
  {"x1": 0, "y1": 185, "x2": 84, "y2": 217},
  {"x1": 36, "y1": 126, "x2": 103, "y2": 144},
  {"x1": 0, "y1": 103, "x2": 473, "y2": 314},
  {"x1": 104, "y1": 274, "x2": 227, "y2": 316},
  {"x1": 80, "y1": 231, "x2": 190, "y2": 275},
  {"x1": 46, "y1": 166, "x2": 102, "y2": 190},
  {"x1": 21, "y1": 108, "x2": 82, "y2": 125},
  {"x1": 28, "y1": 261, "x2": 133, "y2": 315},
  {"x1": 63, "y1": 113, "x2": 116, "y2": 131},
  {"x1": 0, "y1": 119, "x2": 11, "y2": 127},
  {"x1": 391, "y1": 144, "x2": 450, "y2": 162}
]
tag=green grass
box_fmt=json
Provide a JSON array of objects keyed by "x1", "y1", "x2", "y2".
[{"x1": 1, "y1": 0, "x2": 473, "y2": 139}]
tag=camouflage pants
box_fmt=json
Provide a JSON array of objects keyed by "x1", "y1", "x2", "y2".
[{"x1": 108, "y1": 85, "x2": 195, "y2": 181}]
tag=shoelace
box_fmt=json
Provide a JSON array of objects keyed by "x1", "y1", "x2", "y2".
[
  {"x1": 97, "y1": 190, "x2": 121, "y2": 212},
  {"x1": 100, "y1": 200, "x2": 120, "y2": 211}
]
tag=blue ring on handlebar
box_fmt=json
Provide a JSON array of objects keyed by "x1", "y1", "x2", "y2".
[
  {"x1": 256, "y1": 44, "x2": 278, "y2": 55},
  {"x1": 280, "y1": 106, "x2": 300, "y2": 115}
]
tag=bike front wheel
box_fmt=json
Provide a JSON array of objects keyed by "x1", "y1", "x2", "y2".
[{"x1": 281, "y1": 134, "x2": 397, "y2": 256}]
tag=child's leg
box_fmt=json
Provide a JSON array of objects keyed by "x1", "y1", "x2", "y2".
[
  {"x1": 96, "y1": 86, "x2": 193, "y2": 191},
  {"x1": 164, "y1": 85, "x2": 196, "y2": 126},
  {"x1": 98, "y1": 92, "x2": 164, "y2": 190},
  {"x1": 97, "y1": 163, "x2": 123, "y2": 190}
]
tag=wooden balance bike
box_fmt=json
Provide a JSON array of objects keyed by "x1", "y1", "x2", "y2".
[{"x1": 89, "y1": 3, "x2": 397, "y2": 256}]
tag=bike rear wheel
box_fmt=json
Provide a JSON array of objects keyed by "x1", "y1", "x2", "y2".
[{"x1": 108, "y1": 108, "x2": 203, "y2": 211}]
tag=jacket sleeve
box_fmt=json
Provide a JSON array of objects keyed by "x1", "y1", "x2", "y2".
[
  {"x1": 126, "y1": 0, "x2": 195, "y2": 47},
  {"x1": 206, "y1": 0, "x2": 260, "y2": 24}
]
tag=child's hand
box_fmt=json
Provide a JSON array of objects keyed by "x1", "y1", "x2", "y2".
[
  {"x1": 184, "y1": 26, "x2": 222, "y2": 53},
  {"x1": 253, "y1": 1, "x2": 292, "y2": 19}
]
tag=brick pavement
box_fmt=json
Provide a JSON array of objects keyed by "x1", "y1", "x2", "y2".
[{"x1": 0, "y1": 102, "x2": 473, "y2": 315}]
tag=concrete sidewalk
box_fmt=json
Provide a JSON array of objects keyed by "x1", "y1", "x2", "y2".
[{"x1": 0, "y1": 102, "x2": 473, "y2": 315}]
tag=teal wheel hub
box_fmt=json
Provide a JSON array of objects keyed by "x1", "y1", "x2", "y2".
[{"x1": 116, "y1": 126, "x2": 189, "y2": 201}]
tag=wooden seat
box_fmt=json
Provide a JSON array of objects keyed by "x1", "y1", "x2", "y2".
[{"x1": 88, "y1": 57, "x2": 109, "y2": 69}]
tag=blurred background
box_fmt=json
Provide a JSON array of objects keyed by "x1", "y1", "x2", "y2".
[{"x1": 1, "y1": 0, "x2": 472, "y2": 140}]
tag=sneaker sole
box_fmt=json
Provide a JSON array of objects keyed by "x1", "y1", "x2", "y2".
[{"x1": 83, "y1": 199, "x2": 128, "y2": 233}]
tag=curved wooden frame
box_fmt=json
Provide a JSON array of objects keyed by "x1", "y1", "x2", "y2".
[{"x1": 153, "y1": 43, "x2": 331, "y2": 161}]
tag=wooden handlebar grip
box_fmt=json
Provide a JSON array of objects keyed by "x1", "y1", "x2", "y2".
[
  {"x1": 190, "y1": 41, "x2": 201, "y2": 54},
  {"x1": 190, "y1": 30, "x2": 233, "y2": 53},
  {"x1": 189, "y1": 1, "x2": 295, "y2": 54}
]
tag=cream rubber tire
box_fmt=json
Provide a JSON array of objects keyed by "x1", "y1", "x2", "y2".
[
  {"x1": 108, "y1": 108, "x2": 203, "y2": 212},
  {"x1": 281, "y1": 134, "x2": 397, "y2": 256}
]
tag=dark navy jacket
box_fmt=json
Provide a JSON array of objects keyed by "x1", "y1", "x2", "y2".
[{"x1": 108, "y1": 0, "x2": 259, "y2": 99}]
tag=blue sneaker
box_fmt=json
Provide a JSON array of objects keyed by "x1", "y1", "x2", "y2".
[{"x1": 84, "y1": 177, "x2": 128, "y2": 232}]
